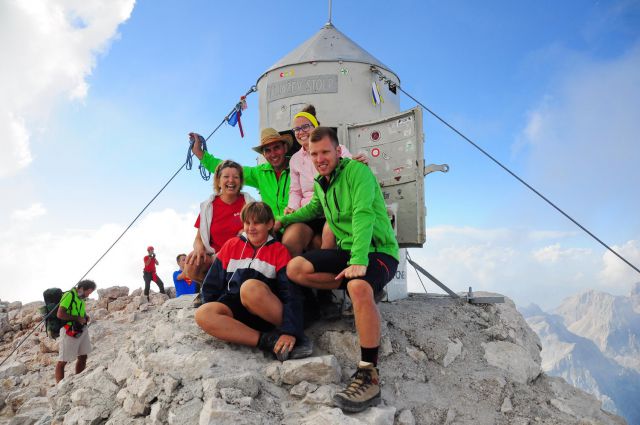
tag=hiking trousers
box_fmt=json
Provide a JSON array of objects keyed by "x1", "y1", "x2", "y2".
[{"x1": 143, "y1": 271, "x2": 165, "y2": 296}]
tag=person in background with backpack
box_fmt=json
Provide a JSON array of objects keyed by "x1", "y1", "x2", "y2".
[{"x1": 55, "y1": 280, "x2": 96, "y2": 383}]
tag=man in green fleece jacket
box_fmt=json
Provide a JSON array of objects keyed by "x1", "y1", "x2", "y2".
[
  {"x1": 274, "y1": 127, "x2": 399, "y2": 413},
  {"x1": 189, "y1": 128, "x2": 292, "y2": 217}
]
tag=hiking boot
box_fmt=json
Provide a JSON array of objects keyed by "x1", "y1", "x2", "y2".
[
  {"x1": 333, "y1": 362, "x2": 381, "y2": 413},
  {"x1": 289, "y1": 335, "x2": 314, "y2": 359},
  {"x1": 257, "y1": 331, "x2": 290, "y2": 362}
]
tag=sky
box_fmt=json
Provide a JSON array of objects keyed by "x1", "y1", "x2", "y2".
[{"x1": 1, "y1": 0, "x2": 639, "y2": 310}]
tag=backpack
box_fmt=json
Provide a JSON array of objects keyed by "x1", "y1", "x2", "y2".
[{"x1": 41, "y1": 288, "x2": 77, "y2": 338}]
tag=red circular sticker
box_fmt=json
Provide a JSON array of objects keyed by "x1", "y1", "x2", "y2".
[
  {"x1": 371, "y1": 131, "x2": 380, "y2": 141},
  {"x1": 371, "y1": 148, "x2": 380, "y2": 157}
]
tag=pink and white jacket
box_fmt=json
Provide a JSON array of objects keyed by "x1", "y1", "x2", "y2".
[{"x1": 287, "y1": 144, "x2": 351, "y2": 210}]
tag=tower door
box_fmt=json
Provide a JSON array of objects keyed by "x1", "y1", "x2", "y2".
[{"x1": 346, "y1": 107, "x2": 425, "y2": 247}]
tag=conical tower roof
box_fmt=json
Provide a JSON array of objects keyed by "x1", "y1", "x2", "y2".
[{"x1": 259, "y1": 23, "x2": 397, "y2": 82}]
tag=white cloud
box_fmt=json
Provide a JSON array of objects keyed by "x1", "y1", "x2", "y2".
[
  {"x1": 11, "y1": 203, "x2": 47, "y2": 221},
  {"x1": 599, "y1": 240, "x2": 640, "y2": 290},
  {"x1": 0, "y1": 208, "x2": 196, "y2": 303},
  {"x1": 0, "y1": 0, "x2": 135, "y2": 178},
  {"x1": 533, "y1": 243, "x2": 592, "y2": 264},
  {"x1": 405, "y1": 225, "x2": 623, "y2": 310}
]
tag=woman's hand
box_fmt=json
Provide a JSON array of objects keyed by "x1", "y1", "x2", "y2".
[{"x1": 352, "y1": 152, "x2": 369, "y2": 164}]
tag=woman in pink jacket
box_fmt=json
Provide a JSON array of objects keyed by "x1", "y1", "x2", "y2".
[{"x1": 282, "y1": 105, "x2": 366, "y2": 257}]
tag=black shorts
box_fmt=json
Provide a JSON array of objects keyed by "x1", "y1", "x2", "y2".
[
  {"x1": 306, "y1": 218, "x2": 326, "y2": 235},
  {"x1": 217, "y1": 293, "x2": 275, "y2": 333},
  {"x1": 301, "y1": 249, "x2": 398, "y2": 295}
]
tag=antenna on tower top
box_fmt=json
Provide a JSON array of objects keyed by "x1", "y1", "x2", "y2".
[{"x1": 327, "y1": 0, "x2": 333, "y2": 25}]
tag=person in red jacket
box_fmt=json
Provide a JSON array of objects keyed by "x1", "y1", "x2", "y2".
[{"x1": 143, "y1": 246, "x2": 165, "y2": 298}]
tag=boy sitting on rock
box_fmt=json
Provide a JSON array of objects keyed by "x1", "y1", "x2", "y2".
[{"x1": 194, "y1": 202, "x2": 311, "y2": 361}]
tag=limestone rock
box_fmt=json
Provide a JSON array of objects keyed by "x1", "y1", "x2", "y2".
[
  {"x1": 302, "y1": 384, "x2": 336, "y2": 406},
  {"x1": 397, "y1": 409, "x2": 416, "y2": 425},
  {"x1": 442, "y1": 338, "x2": 462, "y2": 367},
  {"x1": 0, "y1": 361, "x2": 27, "y2": 379},
  {"x1": 0, "y1": 314, "x2": 11, "y2": 337},
  {"x1": 290, "y1": 381, "x2": 318, "y2": 398},
  {"x1": 9, "y1": 397, "x2": 50, "y2": 425},
  {"x1": 280, "y1": 356, "x2": 341, "y2": 385},
  {"x1": 209, "y1": 372, "x2": 261, "y2": 398},
  {"x1": 0, "y1": 292, "x2": 628, "y2": 425},
  {"x1": 107, "y1": 298, "x2": 129, "y2": 312},
  {"x1": 500, "y1": 396, "x2": 513, "y2": 413},
  {"x1": 98, "y1": 286, "x2": 130, "y2": 300},
  {"x1": 482, "y1": 341, "x2": 540, "y2": 384}
]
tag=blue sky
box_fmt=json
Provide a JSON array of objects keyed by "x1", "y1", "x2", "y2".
[{"x1": 1, "y1": 0, "x2": 639, "y2": 308}]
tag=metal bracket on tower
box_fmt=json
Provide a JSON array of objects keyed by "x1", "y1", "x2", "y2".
[
  {"x1": 424, "y1": 163, "x2": 449, "y2": 176},
  {"x1": 406, "y1": 256, "x2": 504, "y2": 304}
]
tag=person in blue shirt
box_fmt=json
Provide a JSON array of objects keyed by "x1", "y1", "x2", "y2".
[{"x1": 173, "y1": 254, "x2": 198, "y2": 297}]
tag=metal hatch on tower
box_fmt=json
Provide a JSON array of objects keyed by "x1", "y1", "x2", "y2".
[{"x1": 346, "y1": 107, "x2": 426, "y2": 247}]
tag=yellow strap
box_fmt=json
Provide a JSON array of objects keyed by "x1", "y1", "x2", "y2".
[{"x1": 293, "y1": 111, "x2": 319, "y2": 128}]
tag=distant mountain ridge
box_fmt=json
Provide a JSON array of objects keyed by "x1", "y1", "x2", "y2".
[{"x1": 522, "y1": 282, "x2": 640, "y2": 425}]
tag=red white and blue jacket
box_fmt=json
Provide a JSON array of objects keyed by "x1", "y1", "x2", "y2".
[{"x1": 201, "y1": 233, "x2": 303, "y2": 337}]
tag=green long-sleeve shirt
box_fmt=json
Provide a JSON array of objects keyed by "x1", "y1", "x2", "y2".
[{"x1": 279, "y1": 158, "x2": 399, "y2": 266}]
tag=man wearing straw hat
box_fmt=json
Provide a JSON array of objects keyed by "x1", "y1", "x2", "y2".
[{"x1": 190, "y1": 128, "x2": 293, "y2": 217}]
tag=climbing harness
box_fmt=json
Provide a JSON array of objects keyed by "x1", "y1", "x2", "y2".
[{"x1": 370, "y1": 66, "x2": 640, "y2": 278}]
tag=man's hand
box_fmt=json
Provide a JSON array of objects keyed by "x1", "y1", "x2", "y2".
[
  {"x1": 85, "y1": 315, "x2": 91, "y2": 324},
  {"x1": 283, "y1": 207, "x2": 295, "y2": 215},
  {"x1": 274, "y1": 334, "x2": 296, "y2": 355},
  {"x1": 335, "y1": 264, "x2": 367, "y2": 281},
  {"x1": 273, "y1": 220, "x2": 283, "y2": 233},
  {"x1": 186, "y1": 247, "x2": 207, "y2": 266},
  {"x1": 352, "y1": 152, "x2": 369, "y2": 165},
  {"x1": 77, "y1": 316, "x2": 87, "y2": 325},
  {"x1": 189, "y1": 132, "x2": 205, "y2": 160}
]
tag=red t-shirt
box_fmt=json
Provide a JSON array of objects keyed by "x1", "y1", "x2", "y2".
[
  {"x1": 194, "y1": 195, "x2": 246, "y2": 252},
  {"x1": 143, "y1": 255, "x2": 157, "y2": 273}
]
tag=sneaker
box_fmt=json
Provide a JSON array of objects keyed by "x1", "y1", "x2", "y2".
[
  {"x1": 289, "y1": 335, "x2": 314, "y2": 359},
  {"x1": 257, "y1": 331, "x2": 290, "y2": 362},
  {"x1": 333, "y1": 362, "x2": 381, "y2": 413}
]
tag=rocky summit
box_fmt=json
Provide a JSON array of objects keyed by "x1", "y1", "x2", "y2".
[{"x1": 0, "y1": 287, "x2": 627, "y2": 425}]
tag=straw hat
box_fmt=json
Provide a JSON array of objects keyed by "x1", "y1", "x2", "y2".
[{"x1": 252, "y1": 128, "x2": 293, "y2": 154}]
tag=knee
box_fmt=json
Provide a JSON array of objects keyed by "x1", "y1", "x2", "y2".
[
  {"x1": 239, "y1": 279, "x2": 267, "y2": 307},
  {"x1": 347, "y1": 280, "x2": 374, "y2": 305},
  {"x1": 286, "y1": 257, "x2": 312, "y2": 283},
  {"x1": 194, "y1": 303, "x2": 216, "y2": 329}
]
